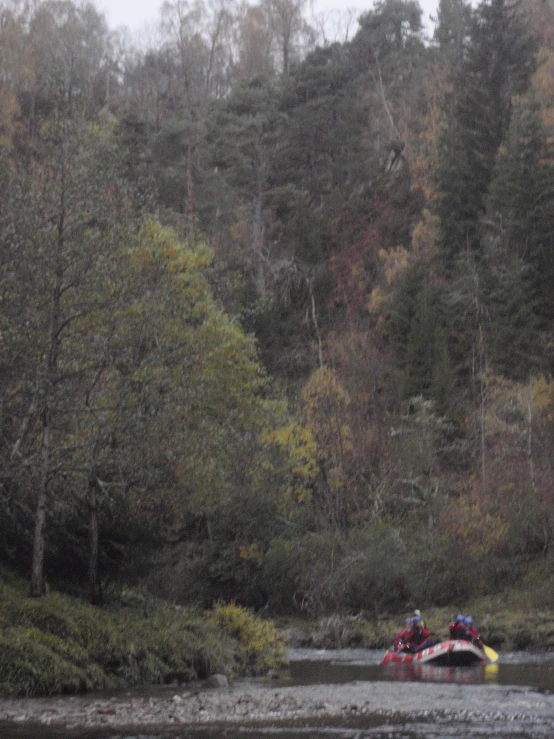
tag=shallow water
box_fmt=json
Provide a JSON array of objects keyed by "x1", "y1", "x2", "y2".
[
  {"x1": 287, "y1": 648, "x2": 554, "y2": 692},
  {"x1": 1, "y1": 649, "x2": 553, "y2": 739}
]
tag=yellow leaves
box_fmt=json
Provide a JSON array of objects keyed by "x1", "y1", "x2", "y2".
[
  {"x1": 380, "y1": 246, "x2": 409, "y2": 287},
  {"x1": 368, "y1": 285, "x2": 386, "y2": 315},
  {"x1": 302, "y1": 368, "x2": 353, "y2": 456},
  {"x1": 368, "y1": 210, "x2": 438, "y2": 321},
  {"x1": 265, "y1": 423, "x2": 319, "y2": 481},
  {"x1": 206, "y1": 602, "x2": 287, "y2": 670},
  {"x1": 267, "y1": 367, "x2": 356, "y2": 524},
  {"x1": 530, "y1": 375, "x2": 554, "y2": 415},
  {"x1": 264, "y1": 422, "x2": 318, "y2": 515},
  {"x1": 239, "y1": 543, "x2": 263, "y2": 565},
  {"x1": 302, "y1": 366, "x2": 350, "y2": 412},
  {"x1": 136, "y1": 220, "x2": 212, "y2": 274}
]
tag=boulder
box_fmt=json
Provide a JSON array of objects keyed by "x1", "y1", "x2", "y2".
[{"x1": 202, "y1": 674, "x2": 229, "y2": 689}]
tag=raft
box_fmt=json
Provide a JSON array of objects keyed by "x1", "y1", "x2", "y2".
[{"x1": 381, "y1": 639, "x2": 487, "y2": 667}]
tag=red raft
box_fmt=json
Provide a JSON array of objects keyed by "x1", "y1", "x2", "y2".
[{"x1": 381, "y1": 639, "x2": 487, "y2": 667}]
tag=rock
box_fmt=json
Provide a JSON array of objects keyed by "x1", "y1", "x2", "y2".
[{"x1": 202, "y1": 674, "x2": 229, "y2": 689}]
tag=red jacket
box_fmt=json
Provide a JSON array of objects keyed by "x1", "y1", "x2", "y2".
[
  {"x1": 406, "y1": 625, "x2": 431, "y2": 649},
  {"x1": 394, "y1": 626, "x2": 409, "y2": 649},
  {"x1": 448, "y1": 620, "x2": 465, "y2": 640},
  {"x1": 466, "y1": 626, "x2": 482, "y2": 646}
]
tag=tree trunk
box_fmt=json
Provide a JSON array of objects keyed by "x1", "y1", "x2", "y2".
[
  {"x1": 252, "y1": 160, "x2": 266, "y2": 296},
  {"x1": 88, "y1": 478, "x2": 100, "y2": 605},
  {"x1": 31, "y1": 418, "x2": 49, "y2": 597}
]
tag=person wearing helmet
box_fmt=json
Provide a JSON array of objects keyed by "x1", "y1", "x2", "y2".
[
  {"x1": 406, "y1": 615, "x2": 433, "y2": 652},
  {"x1": 413, "y1": 609, "x2": 426, "y2": 629},
  {"x1": 448, "y1": 613, "x2": 466, "y2": 640},
  {"x1": 393, "y1": 617, "x2": 412, "y2": 651},
  {"x1": 463, "y1": 616, "x2": 484, "y2": 648}
]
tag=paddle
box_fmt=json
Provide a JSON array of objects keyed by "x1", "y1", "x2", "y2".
[{"x1": 482, "y1": 644, "x2": 499, "y2": 662}]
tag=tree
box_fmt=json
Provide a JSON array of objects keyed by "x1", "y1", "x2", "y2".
[
  {"x1": 485, "y1": 95, "x2": 554, "y2": 322},
  {"x1": 207, "y1": 75, "x2": 280, "y2": 295},
  {"x1": 433, "y1": 0, "x2": 472, "y2": 67},
  {"x1": 0, "y1": 2, "x2": 34, "y2": 149},
  {"x1": 234, "y1": 1, "x2": 275, "y2": 80},
  {"x1": 435, "y1": 0, "x2": 537, "y2": 265},
  {"x1": 0, "y1": 116, "x2": 134, "y2": 597},
  {"x1": 28, "y1": 0, "x2": 110, "y2": 122},
  {"x1": 265, "y1": 0, "x2": 315, "y2": 76},
  {"x1": 486, "y1": 260, "x2": 543, "y2": 379}
]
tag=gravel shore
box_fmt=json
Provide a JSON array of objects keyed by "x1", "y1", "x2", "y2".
[{"x1": 1, "y1": 679, "x2": 553, "y2": 733}]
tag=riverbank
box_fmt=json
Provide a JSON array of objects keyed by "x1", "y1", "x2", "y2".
[
  {"x1": 0, "y1": 569, "x2": 286, "y2": 698},
  {"x1": 1, "y1": 560, "x2": 553, "y2": 700},
  {"x1": 280, "y1": 595, "x2": 554, "y2": 653},
  {"x1": 1, "y1": 678, "x2": 553, "y2": 735}
]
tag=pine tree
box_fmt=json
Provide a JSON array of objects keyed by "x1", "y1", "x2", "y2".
[
  {"x1": 487, "y1": 259, "x2": 543, "y2": 379},
  {"x1": 433, "y1": 0, "x2": 472, "y2": 67},
  {"x1": 435, "y1": 0, "x2": 537, "y2": 266},
  {"x1": 486, "y1": 96, "x2": 554, "y2": 321},
  {"x1": 400, "y1": 282, "x2": 455, "y2": 413}
]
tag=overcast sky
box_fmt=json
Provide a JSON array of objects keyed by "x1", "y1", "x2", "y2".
[{"x1": 100, "y1": 0, "x2": 440, "y2": 36}]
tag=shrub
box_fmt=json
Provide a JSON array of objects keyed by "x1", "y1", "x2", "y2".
[
  {"x1": 206, "y1": 602, "x2": 287, "y2": 675},
  {"x1": 0, "y1": 628, "x2": 110, "y2": 696}
]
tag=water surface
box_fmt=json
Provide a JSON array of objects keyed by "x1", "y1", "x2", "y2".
[{"x1": 1, "y1": 648, "x2": 553, "y2": 739}]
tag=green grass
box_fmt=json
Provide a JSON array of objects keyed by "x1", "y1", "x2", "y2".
[{"x1": 0, "y1": 567, "x2": 287, "y2": 697}]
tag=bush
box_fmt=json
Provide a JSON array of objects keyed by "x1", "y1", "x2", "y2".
[
  {"x1": 0, "y1": 628, "x2": 110, "y2": 696},
  {"x1": 0, "y1": 571, "x2": 276, "y2": 697},
  {"x1": 206, "y1": 602, "x2": 288, "y2": 675}
]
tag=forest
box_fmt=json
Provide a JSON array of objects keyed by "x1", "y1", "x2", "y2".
[{"x1": 1, "y1": 0, "x2": 554, "y2": 619}]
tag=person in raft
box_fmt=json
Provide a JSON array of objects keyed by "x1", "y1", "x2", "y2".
[
  {"x1": 448, "y1": 614, "x2": 466, "y2": 640},
  {"x1": 405, "y1": 615, "x2": 433, "y2": 652},
  {"x1": 393, "y1": 617, "x2": 412, "y2": 650},
  {"x1": 413, "y1": 608, "x2": 426, "y2": 629},
  {"x1": 462, "y1": 616, "x2": 485, "y2": 649}
]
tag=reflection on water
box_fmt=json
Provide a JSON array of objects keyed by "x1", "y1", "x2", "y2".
[{"x1": 287, "y1": 649, "x2": 554, "y2": 692}]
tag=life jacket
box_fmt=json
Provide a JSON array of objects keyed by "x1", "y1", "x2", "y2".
[
  {"x1": 407, "y1": 625, "x2": 430, "y2": 648},
  {"x1": 448, "y1": 620, "x2": 466, "y2": 640},
  {"x1": 393, "y1": 626, "x2": 409, "y2": 648}
]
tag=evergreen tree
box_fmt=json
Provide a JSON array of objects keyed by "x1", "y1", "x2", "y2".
[
  {"x1": 433, "y1": 0, "x2": 472, "y2": 67},
  {"x1": 486, "y1": 96, "x2": 554, "y2": 321},
  {"x1": 206, "y1": 75, "x2": 281, "y2": 295},
  {"x1": 399, "y1": 282, "x2": 455, "y2": 413},
  {"x1": 487, "y1": 259, "x2": 543, "y2": 379},
  {"x1": 435, "y1": 0, "x2": 537, "y2": 266}
]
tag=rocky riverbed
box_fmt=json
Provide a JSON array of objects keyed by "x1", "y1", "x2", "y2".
[{"x1": 1, "y1": 679, "x2": 553, "y2": 735}]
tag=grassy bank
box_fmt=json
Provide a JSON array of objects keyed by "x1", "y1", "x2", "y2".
[
  {"x1": 281, "y1": 590, "x2": 554, "y2": 652},
  {"x1": 0, "y1": 567, "x2": 287, "y2": 698}
]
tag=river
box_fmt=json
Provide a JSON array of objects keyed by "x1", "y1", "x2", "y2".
[{"x1": 1, "y1": 649, "x2": 553, "y2": 738}]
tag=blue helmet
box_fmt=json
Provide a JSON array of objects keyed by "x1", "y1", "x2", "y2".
[
  {"x1": 464, "y1": 616, "x2": 473, "y2": 625},
  {"x1": 456, "y1": 614, "x2": 464, "y2": 622},
  {"x1": 405, "y1": 617, "x2": 411, "y2": 624}
]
